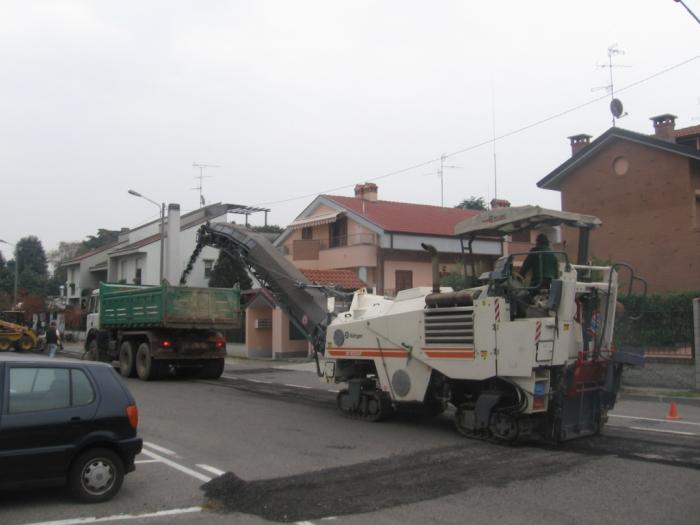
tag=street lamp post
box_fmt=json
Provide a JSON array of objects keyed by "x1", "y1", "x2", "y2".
[
  {"x1": 0, "y1": 239, "x2": 18, "y2": 307},
  {"x1": 128, "y1": 190, "x2": 165, "y2": 284}
]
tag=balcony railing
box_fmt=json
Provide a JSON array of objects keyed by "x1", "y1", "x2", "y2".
[
  {"x1": 319, "y1": 233, "x2": 378, "y2": 249},
  {"x1": 287, "y1": 233, "x2": 378, "y2": 260}
]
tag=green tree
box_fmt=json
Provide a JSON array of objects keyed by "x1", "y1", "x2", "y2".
[
  {"x1": 455, "y1": 196, "x2": 487, "y2": 211},
  {"x1": 13, "y1": 236, "x2": 50, "y2": 296},
  {"x1": 82, "y1": 229, "x2": 120, "y2": 251},
  {"x1": 16, "y1": 236, "x2": 48, "y2": 277},
  {"x1": 251, "y1": 224, "x2": 284, "y2": 234},
  {"x1": 208, "y1": 251, "x2": 253, "y2": 290}
]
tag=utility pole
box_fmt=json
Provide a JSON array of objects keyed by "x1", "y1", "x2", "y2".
[{"x1": 192, "y1": 162, "x2": 220, "y2": 207}]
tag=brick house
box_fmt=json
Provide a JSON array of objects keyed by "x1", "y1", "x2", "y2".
[
  {"x1": 274, "y1": 183, "x2": 502, "y2": 296},
  {"x1": 537, "y1": 115, "x2": 700, "y2": 292}
]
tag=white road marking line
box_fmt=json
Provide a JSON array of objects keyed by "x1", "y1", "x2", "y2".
[
  {"x1": 141, "y1": 449, "x2": 212, "y2": 483},
  {"x1": 20, "y1": 506, "x2": 202, "y2": 525},
  {"x1": 329, "y1": 389, "x2": 340, "y2": 393},
  {"x1": 628, "y1": 426, "x2": 697, "y2": 437},
  {"x1": 196, "y1": 463, "x2": 226, "y2": 476},
  {"x1": 142, "y1": 441, "x2": 178, "y2": 456},
  {"x1": 134, "y1": 459, "x2": 160, "y2": 464},
  {"x1": 609, "y1": 414, "x2": 700, "y2": 427},
  {"x1": 284, "y1": 383, "x2": 312, "y2": 389},
  {"x1": 295, "y1": 522, "x2": 316, "y2": 525}
]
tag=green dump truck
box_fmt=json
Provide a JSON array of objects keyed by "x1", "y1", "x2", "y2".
[{"x1": 84, "y1": 282, "x2": 241, "y2": 380}]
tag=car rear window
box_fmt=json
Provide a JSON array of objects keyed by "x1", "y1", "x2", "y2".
[
  {"x1": 71, "y1": 369, "x2": 95, "y2": 406},
  {"x1": 8, "y1": 367, "x2": 96, "y2": 414}
]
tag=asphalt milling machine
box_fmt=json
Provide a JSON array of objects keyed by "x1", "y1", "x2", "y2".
[{"x1": 182, "y1": 205, "x2": 646, "y2": 444}]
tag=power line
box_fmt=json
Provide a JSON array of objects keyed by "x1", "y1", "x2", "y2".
[{"x1": 253, "y1": 55, "x2": 699, "y2": 208}]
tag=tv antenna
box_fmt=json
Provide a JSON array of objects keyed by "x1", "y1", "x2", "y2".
[
  {"x1": 438, "y1": 153, "x2": 462, "y2": 206},
  {"x1": 192, "y1": 162, "x2": 220, "y2": 207},
  {"x1": 591, "y1": 44, "x2": 631, "y2": 126}
]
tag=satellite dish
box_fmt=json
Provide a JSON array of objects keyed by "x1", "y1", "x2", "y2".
[{"x1": 610, "y1": 98, "x2": 624, "y2": 119}]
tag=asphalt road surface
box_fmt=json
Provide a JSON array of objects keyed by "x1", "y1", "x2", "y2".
[{"x1": 2, "y1": 355, "x2": 700, "y2": 525}]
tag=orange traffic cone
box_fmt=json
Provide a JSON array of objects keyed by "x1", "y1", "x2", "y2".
[{"x1": 665, "y1": 400, "x2": 682, "y2": 421}]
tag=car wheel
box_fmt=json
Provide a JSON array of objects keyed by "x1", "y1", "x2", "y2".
[
  {"x1": 197, "y1": 358, "x2": 225, "y2": 379},
  {"x1": 136, "y1": 342, "x2": 160, "y2": 381},
  {"x1": 0, "y1": 338, "x2": 11, "y2": 351},
  {"x1": 15, "y1": 335, "x2": 34, "y2": 352},
  {"x1": 69, "y1": 448, "x2": 124, "y2": 503},
  {"x1": 119, "y1": 341, "x2": 136, "y2": 377}
]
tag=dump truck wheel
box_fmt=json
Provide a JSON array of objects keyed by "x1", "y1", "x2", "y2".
[
  {"x1": 0, "y1": 338, "x2": 10, "y2": 351},
  {"x1": 119, "y1": 341, "x2": 136, "y2": 378},
  {"x1": 198, "y1": 358, "x2": 225, "y2": 379},
  {"x1": 136, "y1": 342, "x2": 162, "y2": 381},
  {"x1": 15, "y1": 335, "x2": 34, "y2": 352}
]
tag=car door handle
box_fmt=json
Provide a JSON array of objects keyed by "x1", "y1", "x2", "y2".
[{"x1": 70, "y1": 416, "x2": 82, "y2": 422}]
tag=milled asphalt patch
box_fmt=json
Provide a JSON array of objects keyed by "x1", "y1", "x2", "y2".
[
  {"x1": 201, "y1": 424, "x2": 700, "y2": 523},
  {"x1": 201, "y1": 443, "x2": 589, "y2": 522}
]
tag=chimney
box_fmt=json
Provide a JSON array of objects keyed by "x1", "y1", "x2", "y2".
[
  {"x1": 165, "y1": 203, "x2": 181, "y2": 284},
  {"x1": 650, "y1": 113, "x2": 677, "y2": 142},
  {"x1": 568, "y1": 134, "x2": 592, "y2": 156},
  {"x1": 490, "y1": 198, "x2": 511, "y2": 209},
  {"x1": 354, "y1": 182, "x2": 378, "y2": 201}
]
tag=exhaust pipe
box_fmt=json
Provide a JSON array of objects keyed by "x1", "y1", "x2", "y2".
[{"x1": 421, "y1": 243, "x2": 440, "y2": 293}]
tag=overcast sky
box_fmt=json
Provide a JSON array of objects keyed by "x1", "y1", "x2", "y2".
[{"x1": 1, "y1": 0, "x2": 699, "y2": 261}]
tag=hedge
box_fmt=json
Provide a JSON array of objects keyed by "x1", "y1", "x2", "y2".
[{"x1": 614, "y1": 291, "x2": 699, "y2": 348}]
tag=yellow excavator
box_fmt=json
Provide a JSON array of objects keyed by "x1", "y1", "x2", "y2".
[{"x1": 0, "y1": 311, "x2": 37, "y2": 351}]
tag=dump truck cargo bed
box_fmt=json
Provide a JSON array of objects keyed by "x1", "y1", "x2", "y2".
[{"x1": 99, "y1": 282, "x2": 241, "y2": 330}]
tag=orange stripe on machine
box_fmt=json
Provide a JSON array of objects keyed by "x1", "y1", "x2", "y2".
[
  {"x1": 327, "y1": 348, "x2": 408, "y2": 358},
  {"x1": 423, "y1": 348, "x2": 476, "y2": 359}
]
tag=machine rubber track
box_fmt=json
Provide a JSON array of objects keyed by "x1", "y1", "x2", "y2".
[{"x1": 336, "y1": 389, "x2": 394, "y2": 422}]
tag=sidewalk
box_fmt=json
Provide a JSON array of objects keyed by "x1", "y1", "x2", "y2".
[{"x1": 620, "y1": 386, "x2": 700, "y2": 407}]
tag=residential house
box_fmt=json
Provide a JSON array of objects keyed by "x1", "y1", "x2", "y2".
[
  {"x1": 274, "y1": 183, "x2": 502, "y2": 295},
  {"x1": 537, "y1": 114, "x2": 700, "y2": 292},
  {"x1": 62, "y1": 202, "x2": 265, "y2": 304}
]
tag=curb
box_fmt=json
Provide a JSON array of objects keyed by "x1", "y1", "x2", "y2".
[{"x1": 619, "y1": 392, "x2": 700, "y2": 408}]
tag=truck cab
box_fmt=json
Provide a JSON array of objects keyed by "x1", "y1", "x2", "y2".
[{"x1": 86, "y1": 290, "x2": 100, "y2": 332}]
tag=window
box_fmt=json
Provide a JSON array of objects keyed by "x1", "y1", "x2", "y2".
[
  {"x1": 395, "y1": 270, "x2": 413, "y2": 292},
  {"x1": 695, "y1": 191, "x2": 700, "y2": 229},
  {"x1": 301, "y1": 227, "x2": 313, "y2": 240},
  {"x1": 330, "y1": 217, "x2": 348, "y2": 247},
  {"x1": 289, "y1": 320, "x2": 306, "y2": 341},
  {"x1": 71, "y1": 369, "x2": 95, "y2": 406},
  {"x1": 204, "y1": 259, "x2": 214, "y2": 278},
  {"x1": 8, "y1": 367, "x2": 95, "y2": 413},
  {"x1": 134, "y1": 268, "x2": 142, "y2": 285},
  {"x1": 9, "y1": 368, "x2": 70, "y2": 413}
]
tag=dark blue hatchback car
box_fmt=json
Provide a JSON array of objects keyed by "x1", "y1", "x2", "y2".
[{"x1": 0, "y1": 358, "x2": 142, "y2": 502}]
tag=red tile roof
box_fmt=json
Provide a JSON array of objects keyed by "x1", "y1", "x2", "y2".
[
  {"x1": 675, "y1": 124, "x2": 700, "y2": 138},
  {"x1": 324, "y1": 195, "x2": 479, "y2": 236},
  {"x1": 300, "y1": 269, "x2": 367, "y2": 290}
]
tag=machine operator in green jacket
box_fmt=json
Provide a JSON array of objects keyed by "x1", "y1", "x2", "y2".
[{"x1": 519, "y1": 233, "x2": 559, "y2": 290}]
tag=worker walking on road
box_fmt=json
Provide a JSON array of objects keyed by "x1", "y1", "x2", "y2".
[
  {"x1": 519, "y1": 233, "x2": 559, "y2": 290},
  {"x1": 46, "y1": 322, "x2": 61, "y2": 358}
]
